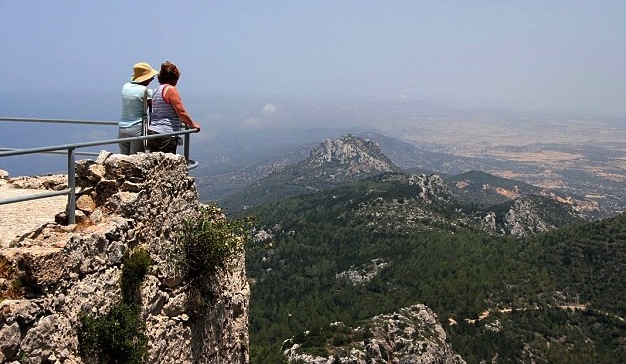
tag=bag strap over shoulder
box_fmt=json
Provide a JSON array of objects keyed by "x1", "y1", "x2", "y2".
[
  {"x1": 142, "y1": 87, "x2": 149, "y2": 148},
  {"x1": 143, "y1": 87, "x2": 149, "y2": 117}
]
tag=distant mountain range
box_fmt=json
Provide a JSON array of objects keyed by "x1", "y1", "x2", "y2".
[
  {"x1": 195, "y1": 130, "x2": 620, "y2": 218},
  {"x1": 215, "y1": 134, "x2": 587, "y2": 232},
  {"x1": 193, "y1": 129, "x2": 468, "y2": 203}
]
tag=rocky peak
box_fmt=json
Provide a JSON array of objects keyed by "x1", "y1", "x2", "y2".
[
  {"x1": 219, "y1": 135, "x2": 406, "y2": 212},
  {"x1": 503, "y1": 196, "x2": 555, "y2": 238},
  {"x1": 306, "y1": 134, "x2": 399, "y2": 177},
  {"x1": 292, "y1": 134, "x2": 402, "y2": 188}
]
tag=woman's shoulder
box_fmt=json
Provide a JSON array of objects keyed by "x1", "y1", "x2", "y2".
[
  {"x1": 123, "y1": 82, "x2": 151, "y2": 95},
  {"x1": 123, "y1": 82, "x2": 146, "y2": 90}
]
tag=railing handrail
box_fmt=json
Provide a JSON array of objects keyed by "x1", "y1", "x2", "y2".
[
  {"x1": 0, "y1": 117, "x2": 118, "y2": 126},
  {"x1": 0, "y1": 129, "x2": 196, "y2": 157},
  {"x1": 0, "y1": 116, "x2": 200, "y2": 224}
]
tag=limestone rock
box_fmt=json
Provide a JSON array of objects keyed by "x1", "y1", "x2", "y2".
[
  {"x1": 482, "y1": 211, "x2": 497, "y2": 231},
  {"x1": 409, "y1": 174, "x2": 449, "y2": 203},
  {"x1": 504, "y1": 198, "x2": 549, "y2": 238},
  {"x1": 307, "y1": 135, "x2": 400, "y2": 180},
  {"x1": 0, "y1": 300, "x2": 40, "y2": 325},
  {"x1": 284, "y1": 304, "x2": 465, "y2": 364},
  {"x1": 20, "y1": 314, "x2": 79, "y2": 363},
  {"x1": 8, "y1": 174, "x2": 67, "y2": 191},
  {"x1": 0, "y1": 153, "x2": 250, "y2": 363},
  {"x1": 0, "y1": 322, "x2": 20, "y2": 360},
  {"x1": 75, "y1": 195, "x2": 96, "y2": 213},
  {"x1": 336, "y1": 258, "x2": 388, "y2": 285}
]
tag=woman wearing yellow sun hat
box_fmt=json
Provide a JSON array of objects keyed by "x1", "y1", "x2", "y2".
[{"x1": 118, "y1": 62, "x2": 159, "y2": 155}]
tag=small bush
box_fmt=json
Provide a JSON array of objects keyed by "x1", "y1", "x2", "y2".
[
  {"x1": 332, "y1": 334, "x2": 348, "y2": 346},
  {"x1": 121, "y1": 248, "x2": 153, "y2": 304},
  {"x1": 79, "y1": 302, "x2": 148, "y2": 364},
  {"x1": 0, "y1": 256, "x2": 12, "y2": 279},
  {"x1": 172, "y1": 206, "x2": 252, "y2": 320},
  {"x1": 179, "y1": 206, "x2": 252, "y2": 281},
  {"x1": 301, "y1": 346, "x2": 328, "y2": 358},
  {"x1": 78, "y1": 248, "x2": 152, "y2": 363}
]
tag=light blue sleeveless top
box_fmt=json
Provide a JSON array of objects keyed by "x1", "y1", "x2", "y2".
[
  {"x1": 150, "y1": 85, "x2": 182, "y2": 133},
  {"x1": 119, "y1": 83, "x2": 153, "y2": 128}
]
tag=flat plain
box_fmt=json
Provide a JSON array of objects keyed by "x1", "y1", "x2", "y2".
[{"x1": 380, "y1": 113, "x2": 626, "y2": 217}]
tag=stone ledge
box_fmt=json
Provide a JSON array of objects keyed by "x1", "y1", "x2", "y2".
[{"x1": 0, "y1": 152, "x2": 250, "y2": 363}]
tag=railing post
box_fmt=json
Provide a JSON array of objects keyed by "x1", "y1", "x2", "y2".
[
  {"x1": 184, "y1": 127, "x2": 191, "y2": 163},
  {"x1": 67, "y1": 147, "x2": 76, "y2": 224}
]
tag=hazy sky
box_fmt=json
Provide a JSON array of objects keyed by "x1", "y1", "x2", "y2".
[{"x1": 1, "y1": 1, "x2": 626, "y2": 116}]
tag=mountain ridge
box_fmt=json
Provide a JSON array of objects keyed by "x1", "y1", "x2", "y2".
[
  {"x1": 222, "y1": 134, "x2": 586, "y2": 234},
  {"x1": 220, "y1": 134, "x2": 402, "y2": 213},
  {"x1": 193, "y1": 127, "x2": 624, "y2": 218}
]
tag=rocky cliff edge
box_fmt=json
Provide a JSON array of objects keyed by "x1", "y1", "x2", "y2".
[{"x1": 0, "y1": 152, "x2": 249, "y2": 364}]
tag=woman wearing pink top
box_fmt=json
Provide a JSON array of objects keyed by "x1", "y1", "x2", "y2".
[{"x1": 147, "y1": 61, "x2": 201, "y2": 154}]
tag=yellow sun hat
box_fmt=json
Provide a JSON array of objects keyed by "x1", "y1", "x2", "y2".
[{"x1": 131, "y1": 62, "x2": 158, "y2": 83}]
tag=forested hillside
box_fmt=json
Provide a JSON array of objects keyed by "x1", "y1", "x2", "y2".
[{"x1": 244, "y1": 177, "x2": 626, "y2": 363}]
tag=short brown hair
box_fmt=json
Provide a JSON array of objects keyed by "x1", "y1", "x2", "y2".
[{"x1": 158, "y1": 61, "x2": 180, "y2": 85}]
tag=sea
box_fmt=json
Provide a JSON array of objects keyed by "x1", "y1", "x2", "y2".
[{"x1": 0, "y1": 90, "x2": 121, "y2": 177}]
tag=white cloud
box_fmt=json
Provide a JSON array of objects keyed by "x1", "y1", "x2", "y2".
[{"x1": 261, "y1": 103, "x2": 279, "y2": 115}]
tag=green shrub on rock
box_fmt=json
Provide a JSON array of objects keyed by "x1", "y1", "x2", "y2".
[
  {"x1": 79, "y1": 302, "x2": 147, "y2": 364},
  {"x1": 179, "y1": 205, "x2": 251, "y2": 281},
  {"x1": 121, "y1": 248, "x2": 153, "y2": 304},
  {"x1": 78, "y1": 248, "x2": 152, "y2": 363},
  {"x1": 176, "y1": 205, "x2": 252, "y2": 319}
]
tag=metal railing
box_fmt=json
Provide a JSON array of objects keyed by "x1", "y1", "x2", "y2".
[{"x1": 0, "y1": 117, "x2": 199, "y2": 224}]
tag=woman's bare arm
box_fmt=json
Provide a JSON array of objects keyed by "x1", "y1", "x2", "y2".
[{"x1": 165, "y1": 86, "x2": 201, "y2": 130}]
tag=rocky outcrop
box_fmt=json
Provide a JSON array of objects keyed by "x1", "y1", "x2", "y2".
[
  {"x1": 481, "y1": 195, "x2": 584, "y2": 238},
  {"x1": 306, "y1": 135, "x2": 400, "y2": 182},
  {"x1": 348, "y1": 173, "x2": 456, "y2": 234},
  {"x1": 503, "y1": 198, "x2": 549, "y2": 237},
  {"x1": 482, "y1": 211, "x2": 497, "y2": 231},
  {"x1": 0, "y1": 152, "x2": 249, "y2": 363},
  {"x1": 283, "y1": 304, "x2": 465, "y2": 364},
  {"x1": 409, "y1": 174, "x2": 449, "y2": 203},
  {"x1": 335, "y1": 258, "x2": 388, "y2": 286},
  {"x1": 3, "y1": 174, "x2": 67, "y2": 191}
]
